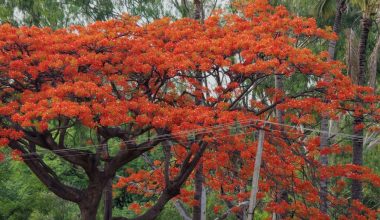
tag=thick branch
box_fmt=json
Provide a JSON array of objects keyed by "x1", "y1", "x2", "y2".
[
  {"x1": 23, "y1": 131, "x2": 97, "y2": 175},
  {"x1": 9, "y1": 141, "x2": 82, "y2": 203},
  {"x1": 106, "y1": 138, "x2": 163, "y2": 177},
  {"x1": 113, "y1": 141, "x2": 207, "y2": 220}
]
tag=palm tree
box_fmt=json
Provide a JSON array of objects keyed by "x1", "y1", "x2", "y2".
[
  {"x1": 317, "y1": 0, "x2": 379, "y2": 203},
  {"x1": 351, "y1": 0, "x2": 379, "y2": 201},
  {"x1": 315, "y1": 0, "x2": 347, "y2": 213}
]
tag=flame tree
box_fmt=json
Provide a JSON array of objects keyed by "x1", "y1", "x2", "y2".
[{"x1": 0, "y1": 0, "x2": 379, "y2": 219}]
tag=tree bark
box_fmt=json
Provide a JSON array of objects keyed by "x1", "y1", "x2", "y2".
[
  {"x1": 193, "y1": 164, "x2": 204, "y2": 220},
  {"x1": 319, "y1": 117, "x2": 329, "y2": 212},
  {"x1": 273, "y1": 74, "x2": 285, "y2": 220},
  {"x1": 275, "y1": 74, "x2": 284, "y2": 125},
  {"x1": 174, "y1": 200, "x2": 192, "y2": 220},
  {"x1": 201, "y1": 184, "x2": 206, "y2": 220},
  {"x1": 247, "y1": 129, "x2": 265, "y2": 220},
  {"x1": 80, "y1": 208, "x2": 96, "y2": 220},
  {"x1": 102, "y1": 141, "x2": 113, "y2": 220},
  {"x1": 113, "y1": 143, "x2": 207, "y2": 220},
  {"x1": 80, "y1": 187, "x2": 103, "y2": 220},
  {"x1": 112, "y1": 190, "x2": 177, "y2": 220},
  {"x1": 194, "y1": 0, "x2": 203, "y2": 21},
  {"x1": 104, "y1": 179, "x2": 113, "y2": 220},
  {"x1": 352, "y1": 16, "x2": 372, "y2": 201},
  {"x1": 320, "y1": 0, "x2": 346, "y2": 213},
  {"x1": 132, "y1": 190, "x2": 177, "y2": 220},
  {"x1": 192, "y1": 0, "x2": 205, "y2": 214},
  {"x1": 80, "y1": 207, "x2": 98, "y2": 220},
  {"x1": 327, "y1": 0, "x2": 346, "y2": 60},
  {"x1": 273, "y1": 70, "x2": 290, "y2": 220}
]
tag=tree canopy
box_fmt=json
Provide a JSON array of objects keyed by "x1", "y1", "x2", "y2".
[{"x1": 0, "y1": 0, "x2": 379, "y2": 219}]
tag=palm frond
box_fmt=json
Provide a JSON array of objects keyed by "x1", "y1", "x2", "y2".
[
  {"x1": 314, "y1": 0, "x2": 336, "y2": 19},
  {"x1": 368, "y1": 35, "x2": 380, "y2": 89}
]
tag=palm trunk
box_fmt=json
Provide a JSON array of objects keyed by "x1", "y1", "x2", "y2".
[
  {"x1": 327, "y1": 0, "x2": 346, "y2": 60},
  {"x1": 320, "y1": 0, "x2": 346, "y2": 213},
  {"x1": 352, "y1": 16, "x2": 372, "y2": 201}
]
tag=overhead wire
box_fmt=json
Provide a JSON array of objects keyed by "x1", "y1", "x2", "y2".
[
  {"x1": 1, "y1": 118, "x2": 379, "y2": 162},
  {"x1": 13, "y1": 118, "x2": 257, "y2": 156},
  {"x1": 18, "y1": 128, "x2": 256, "y2": 162},
  {"x1": 4, "y1": 119, "x2": 262, "y2": 162},
  {"x1": 2, "y1": 121, "x2": 377, "y2": 162}
]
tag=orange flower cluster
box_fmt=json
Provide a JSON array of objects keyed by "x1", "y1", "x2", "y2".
[{"x1": 0, "y1": 0, "x2": 379, "y2": 218}]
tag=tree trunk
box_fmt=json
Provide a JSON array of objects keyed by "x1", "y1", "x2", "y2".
[
  {"x1": 201, "y1": 184, "x2": 206, "y2": 220},
  {"x1": 124, "y1": 188, "x2": 179, "y2": 220},
  {"x1": 192, "y1": 1, "x2": 205, "y2": 217},
  {"x1": 193, "y1": 164, "x2": 204, "y2": 220},
  {"x1": 320, "y1": 0, "x2": 346, "y2": 213},
  {"x1": 274, "y1": 72, "x2": 289, "y2": 220},
  {"x1": 346, "y1": 28, "x2": 360, "y2": 84},
  {"x1": 273, "y1": 74, "x2": 285, "y2": 220},
  {"x1": 247, "y1": 129, "x2": 265, "y2": 220},
  {"x1": 104, "y1": 179, "x2": 113, "y2": 220},
  {"x1": 357, "y1": 18, "x2": 371, "y2": 86},
  {"x1": 352, "y1": 116, "x2": 364, "y2": 201},
  {"x1": 80, "y1": 195, "x2": 101, "y2": 220},
  {"x1": 275, "y1": 75, "x2": 284, "y2": 125},
  {"x1": 352, "y1": 16, "x2": 372, "y2": 201},
  {"x1": 80, "y1": 206, "x2": 98, "y2": 220},
  {"x1": 327, "y1": 0, "x2": 346, "y2": 61},
  {"x1": 319, "y1": 117, "x2": 329, "y2": 213},
  {"x1": 194, "y1": 0, "x2": 203, "y2": 21},
  {"x1": 174, "y1": 200, "x2": 192, "y2": 220},
  {"x1": 80, "y1": 181, "x2": 107, "y2": 220}
]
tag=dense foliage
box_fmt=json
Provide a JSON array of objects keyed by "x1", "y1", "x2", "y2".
[{"x1": 0, "y1": 0, "x2": 379, "y2": 219}]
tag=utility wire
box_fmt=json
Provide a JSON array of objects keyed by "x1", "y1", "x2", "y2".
[
  {"x1": 2, "y1": 119, "x2": 377, "y2": 161},
  {"x1": 4, "y1": 120, "x2": 262, "y2": 161},
  {"x1": 1, "y1": 118, "x2": 379, "y2": 162}
]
